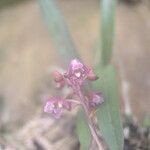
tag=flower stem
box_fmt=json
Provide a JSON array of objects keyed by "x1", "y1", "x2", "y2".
[{"x1": 77, "y1": 87, "x2": 106, "y2": 150}]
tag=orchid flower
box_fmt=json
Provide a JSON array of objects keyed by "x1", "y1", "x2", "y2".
[{"x1": 44, "y1": 59, "x2": 105, "y2": 150}]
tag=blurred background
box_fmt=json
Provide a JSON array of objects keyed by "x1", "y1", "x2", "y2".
[{"x1": 0, "y1": 0, "x2": 150, "y2": 149}]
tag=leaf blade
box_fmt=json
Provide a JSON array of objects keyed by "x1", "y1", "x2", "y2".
[
  {"x1": 100, "y1": 0, "x2": 117, "y2": 67},
  {"x1": 94, "y1": 65, "x2": 124, "y2": 150},
  {"x1": 76, "y1": 109, "x2": 91, "y2": 150},
  {"x1": 38, "y1": 0, "x2": 80, "y2": 67}
]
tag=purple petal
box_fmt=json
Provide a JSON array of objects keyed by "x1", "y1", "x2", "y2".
[
  {"x1": 44, "y1": 96, "x2": 71, "y2": 119},
  {"x1": 64, "y1": 59, "x2": 90, "y2": 87},
  {"x1": 44, "y1": 101, "x2": 54, "y2": 113},
  {"x1": 89, "y1": 92, "x2": 104, "y2": 107}
]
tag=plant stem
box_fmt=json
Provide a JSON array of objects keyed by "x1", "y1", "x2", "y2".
[{"x1": 77, "y1": 87, "x2": 105, "y2": 150}]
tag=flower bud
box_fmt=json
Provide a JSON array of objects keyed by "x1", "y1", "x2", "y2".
[
  {"x1": 52, "y1": 71, "x2": 63, "y2": 82},
  {"x1": 87, "y1": 70, "x2": 99, "y2": 81},
  {"x1": 88, "y1": 92, "x2": 104, "y2": 108}
]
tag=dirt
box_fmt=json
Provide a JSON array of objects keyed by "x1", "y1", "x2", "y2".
[{"x1": 123, "y1": 117, "x2": 150, "y2": 150}]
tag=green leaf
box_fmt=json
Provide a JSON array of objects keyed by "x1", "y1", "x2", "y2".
[
  {"x1": 76, "y1": 109, "x2": 91, "y2": 150},
  {"x1": 38, "y1": 0, "x2": 79, "y2": 67},
  {"x1": 93, "y1": 65, "x2": 124, "y2": 150},
  {"x1": 100, "y1": 0, "x2": 117, "y2": 67}
]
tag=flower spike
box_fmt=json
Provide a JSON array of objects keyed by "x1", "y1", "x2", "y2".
[{"x1": 44, "y1": 59, "x2": 106, "y2": 149}]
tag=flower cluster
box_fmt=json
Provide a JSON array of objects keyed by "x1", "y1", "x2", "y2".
[{"x1": 44, "y1": 59, "x2": 104, "y2": 118}]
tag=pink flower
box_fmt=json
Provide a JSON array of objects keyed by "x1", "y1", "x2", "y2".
[
  {"x1": 44, "y1": 97, "x2": 71, "y2": 119},
  {"x1": 64, "y1": 59, "x2": 91, "y2": 87},
  {"x1": 88, "y1": 92, "x2": 104, "y2": 108}
]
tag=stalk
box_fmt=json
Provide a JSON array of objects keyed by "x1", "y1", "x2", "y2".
[{"x1": 77, "y1": 87, "x2": 106, "y2": 150}]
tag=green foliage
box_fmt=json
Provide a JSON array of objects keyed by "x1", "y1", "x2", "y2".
[
  {"x1": 38, "y1": 0, "x2": 79, "y2": 67},
  {"x1": 100, "y1": 0, "x2": 117, "y2": 67},
  {"x1": 76, "y1": 110, "x2": 91, "y2": 150},
  {"x1": 143, "y1": 116, "x2": 150, "y2": 128},
  {"x1": 93, "y1": 65, "x2": 124, "y2": 150},
  {"x1": 95, "y1": 0, "x2": 124, "y2": 149}
]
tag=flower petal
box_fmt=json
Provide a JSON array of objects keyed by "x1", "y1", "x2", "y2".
[
  {"x1": 88, "y1": 92, "x2": 104, "y2": 108},
  {"x1": 64, "y1": 59, "x2": 90, "y2": 87},
  {"x1": 44, "y1": 96, "x2": 72, "y2": 119}
]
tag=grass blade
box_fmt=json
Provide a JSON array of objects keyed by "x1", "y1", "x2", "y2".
[
  {"x1": 38, "y1": 0, "x2": 79, "y2": 66},
  {"x1": 76, "y1": 109, "x2": 91, "y2": 150},
  {"x1": 100, "y1": 0, "x2": 117, "y2": 67},
  {"x1": 93, "y1": 65, "x2": 124, "y2": 150}
]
